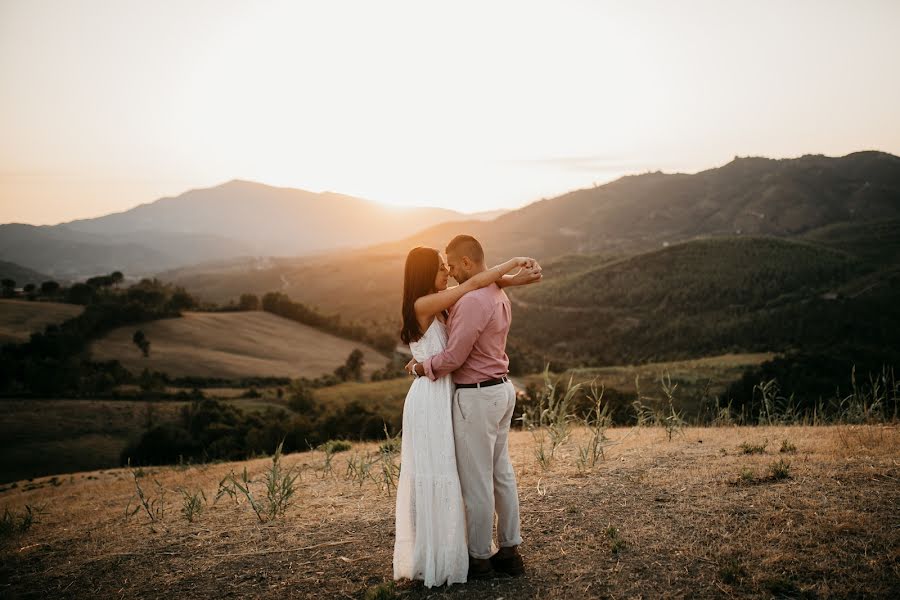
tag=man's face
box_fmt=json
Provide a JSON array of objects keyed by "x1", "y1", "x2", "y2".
[{"x1": 445, "y1": 251, "x2": 469, "y2": 284}]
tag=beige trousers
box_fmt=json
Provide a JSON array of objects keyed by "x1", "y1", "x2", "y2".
[{"x1": 452, "y1": 380, "x2": 523, "y2": 559}]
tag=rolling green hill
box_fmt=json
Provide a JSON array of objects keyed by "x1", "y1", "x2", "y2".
[
  {"x1": 514, "y1": 236, "x2": 856, "y2": 311},
  {"x1": 508, "y1": 230, "x2": 900, "y2": 366}
]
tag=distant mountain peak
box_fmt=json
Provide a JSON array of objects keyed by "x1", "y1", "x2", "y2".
[
  {"x1": 216, "y1": 178, "x2": 282, "y2": 191},
  {"x1": 220, "y1": 178, "x2": 253, "y2": 186}
]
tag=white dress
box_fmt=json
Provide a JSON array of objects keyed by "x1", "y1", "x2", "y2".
[{"x1": 393, "y1": 318, "x2": 468, "y2": 587}]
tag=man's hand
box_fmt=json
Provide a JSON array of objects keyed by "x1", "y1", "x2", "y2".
[{"x1": 404, "y1": 358, "x2": 416, "y2": 375}]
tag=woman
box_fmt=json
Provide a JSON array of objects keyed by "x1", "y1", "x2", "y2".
[{"x1": 393, "y1": 247, "x2": 536, "y2": 588}]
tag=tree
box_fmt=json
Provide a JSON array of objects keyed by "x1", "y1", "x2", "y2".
[
  {"x1": 1, "y1": 278, "x2": 15, "y2": 297},
  {"x1": 23, "y1": 283, "x2": 36, "y2": 293},
  {"x1": 138, "y1": 368, "x2": 166, "y2": 392},
  {"x1": 40, "y1": 281, "x2": 60, "y2": 296},
  {"x1": 132, "y1": 330, "x2": 151, "y2": 357},
  {"x1": 86, "y1": 275, "x2": 114, "y2": 288},
  {"x1": 239, "y1": 294, "x2": 260, "y2": 311},
  {"x1": 110, "y1": 271, "x2": 124, "y2": 287},
  {"x1": 334, "y1": 348, "x2": 365, "y2": 382},
  {"x1": 66, "y1": 283, "x2": 95, "y2": 305},
  {"x1": 167, "y1": 288, "x2": 195, "y2": 311},
  {"x1": 287, "y1": 381, "x2": 317, "y2": 415}
]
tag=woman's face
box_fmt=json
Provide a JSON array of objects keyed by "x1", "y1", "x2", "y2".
[{"x1": 433, "y1": 253, "x2": 450, "y2": 291}]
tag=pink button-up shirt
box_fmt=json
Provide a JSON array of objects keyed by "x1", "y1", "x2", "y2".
[{"x1": 423, "y1": 283, "x2": 512, "y2": 384}]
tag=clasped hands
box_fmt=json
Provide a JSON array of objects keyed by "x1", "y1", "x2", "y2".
[
  {"x1": 405, "y1": 358, "x2": 420, "y2": 376},
  {"x1": 510, "y1": 257, "x2": 542, "y2": 285}
]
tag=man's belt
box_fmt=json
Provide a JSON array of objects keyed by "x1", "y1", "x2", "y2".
[{"x1": 456, "y1": 375, "x2": 510, "y2": 389}]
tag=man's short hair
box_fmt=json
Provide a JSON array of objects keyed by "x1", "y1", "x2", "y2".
[{"x1": 446, "y1": 234, "x2": 484, "y2": 264}]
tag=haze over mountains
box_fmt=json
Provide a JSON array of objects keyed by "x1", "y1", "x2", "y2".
[
  {"x1": 3, "y1": 151, "x2": 899, "y2": 318},
  {"x1": 2, "y1": 149, "x2": 899, "y2": 376},
  {"x1": 0, "y1": 180, "x2": 503, "y2": 280},
  {"x1": 367, "y1": 151, "x2": 900, "y2": 259},
  {"x1": 152, "y1": 151, "x2": 900, "y2": 321}
]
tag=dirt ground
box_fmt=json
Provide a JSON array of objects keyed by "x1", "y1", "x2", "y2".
[{"x1": 1, "y1": 425, "x2": 897, "y2": 599}]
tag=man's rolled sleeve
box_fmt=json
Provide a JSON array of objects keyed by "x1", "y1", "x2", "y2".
[{"x1": 423, "y1": 295, "x2": 491, "y2": 381}]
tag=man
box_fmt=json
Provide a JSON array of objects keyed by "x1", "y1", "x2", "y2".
[{"x1": 406, "y1": 234, "x2": 541, "y2": 579}]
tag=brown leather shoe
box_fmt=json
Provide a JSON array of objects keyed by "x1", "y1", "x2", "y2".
[
  {"x1": 490, "y1": 549, "x2": 525, "y2": 576},
  {"x1": 468, "y1": 556, "x2": 494, "y2": 580}
]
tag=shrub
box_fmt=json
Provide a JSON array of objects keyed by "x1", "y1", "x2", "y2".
[
  {"x1": 780, "y1": 439, "x2": 797, "y2": 453},
  {"x1": 238, "y1": 294, "x2": 259, "y2": 311},
  {"x1": 768, "y1": 459, "x2": 791, "y2": 480},
  {"x1": 739, "y1": 439, "x2": 768, "y2": 454},
  {"x1": 0, "y1": 505, "x2": 41, "y2": 538},
  {"x1": 121, "y1": 423, "x2": 201, "y2": 466},
  {"x1": 287, "y1": 381, "x2": 317, "y2": 414},
  {"x1": 318, "y1": 440, "x2": 352, "y2": 454}
]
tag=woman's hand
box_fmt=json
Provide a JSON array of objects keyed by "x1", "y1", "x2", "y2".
[
  {"x1": 498, "y1": 260, "x2": 542, "y2": 288},
  {"x1": 514, "y1": 257, "x2": 536, "y2": 269},
  {"x1": 404, "y1": 358, "x2": 424, "y2": 377}
]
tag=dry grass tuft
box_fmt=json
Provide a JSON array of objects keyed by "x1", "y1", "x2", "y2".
[
  {"x1": 739, "y1": 438, "x2": 768, "y2": 454},
  {"x1": 780, "y1": 438, "x2": 797, "y2": 453}
]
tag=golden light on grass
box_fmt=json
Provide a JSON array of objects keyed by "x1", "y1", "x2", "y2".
[
  {"x1": 1, "y1": 424, "x2": 897, "y2": 598},
  {"x1": 0, "y1": 299, "x2": 84, "y2": 344},
  {"x1": 88, "y1": 311, "x2": 386, "y2": 379}
]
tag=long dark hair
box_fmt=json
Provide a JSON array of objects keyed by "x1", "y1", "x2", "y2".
[{"x1": 400, "y1": 247, "x2": 445, "y2": 344}]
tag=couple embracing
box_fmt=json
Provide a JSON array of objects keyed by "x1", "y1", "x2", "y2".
[{"x1": 393, "y1": 234, "x2": 542, "y2": 587}]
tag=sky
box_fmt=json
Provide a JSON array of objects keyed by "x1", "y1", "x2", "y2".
[{"x1": 1, "y1": 0, "x2": 899, "y2": 225}]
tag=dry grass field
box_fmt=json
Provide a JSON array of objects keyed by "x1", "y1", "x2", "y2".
[
  {"x1": 308, "y1": 353, "x2": 776, "y2": 430},
  {"x1": 88, "y1": 311, "x2": 387, "y2": 379},
  {"x1": 1, "y1": 425, "x2": 897, "y2": 599},
  {"x1": 0, "y1": 300, "x2": 84, "y2": 344},
  {"x1": 522, "y1": 353, "x2": 775, "y2": 390},
  {"x1": 0, "y1": 398, "x2": 293, "y2": 484},
  {"x1": 0, "y1": 353, "x2": 779, "y2": 486},
  {"x1": 521, "y1": 353, "x2": 775, "y2": 415}
]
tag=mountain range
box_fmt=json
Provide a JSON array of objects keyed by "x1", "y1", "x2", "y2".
[
  {"x1": 364, "y1": 150, "x2": 900, "y2": 259},
  {"x1": 156, "y1": 151, "x2": 900, "y2": 322},
  {"x1": 0, "y1": 180, "x2": 504, "y2": 279},
  {"x1": 3, "y1": 150, "x2": 899, "y2": 368},
  {"x1": 0, "y1": 260, "x2": 51, "y2": 287}
]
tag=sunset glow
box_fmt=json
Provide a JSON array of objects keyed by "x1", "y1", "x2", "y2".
[{"x1": 1, "y1": 0, "x2": 899, "y2": 224}]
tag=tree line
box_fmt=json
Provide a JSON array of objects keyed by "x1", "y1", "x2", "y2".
[
  {"x1": 0, "y1": 272, "x2": 407, "y2": 397},
  {"x1": 0, "y1": 274, "x2": 197, "y2": 396},
  {"x1": 122, "y1": 383, "x2": 400, "y2": 466}
]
